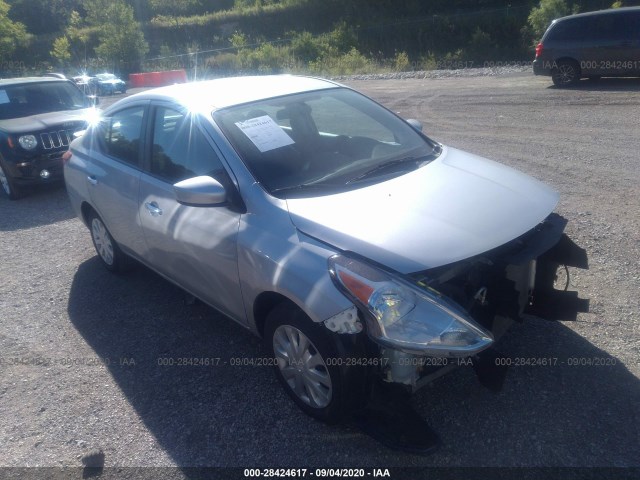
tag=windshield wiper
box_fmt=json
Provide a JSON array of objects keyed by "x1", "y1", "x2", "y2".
[
  {"x1": 346, "y1": 155, "x2": 431, "y2": 184},
  {"x1": 270, "y1": 182, "x2": 335, "y2": 195}
]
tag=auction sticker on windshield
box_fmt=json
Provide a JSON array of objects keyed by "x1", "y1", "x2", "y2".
[{"x1": 235, "y1": 115, "x2": 294, "y2": 152}]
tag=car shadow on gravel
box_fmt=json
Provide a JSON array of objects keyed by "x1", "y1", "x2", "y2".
[
  {"x1": 0, "y1": 183, "x2": 75, "y2": 231},
  {"x1": 67, "y1": 257, "x2": 640, "y2": 470},
  {"x1": 549, "y1": 77, "x2": 640, "y2": 91}
]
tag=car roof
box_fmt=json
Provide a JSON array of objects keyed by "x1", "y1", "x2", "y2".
[
  {"x1": 0, "y1": 77, "x2": 73, "y2": 87},
  {"x1": 553, "y1": 6, "x2": 640, "y2": 23},
  {"x1": 121, "y1": 75, "x2": 342, "y2": 112}
]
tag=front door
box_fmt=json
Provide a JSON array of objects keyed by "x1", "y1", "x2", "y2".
[{"x1": 138, "y1": 105, "x2": 245, "y2": 323}]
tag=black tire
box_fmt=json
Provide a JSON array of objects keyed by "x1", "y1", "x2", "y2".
[
  {"x1": 87, "y1": 211, "x2": 130, "y2": 272},
  {"x1": 552, "y1": 60, "x2": 580, "y2": 87},
  {"x1": 265, "y1": 302, "x2": 367, "y2": 423},
  {"x1": 0, "y1": 159, "x2": 23, "y2": 200}
]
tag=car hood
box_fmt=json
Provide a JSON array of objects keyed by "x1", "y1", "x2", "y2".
[
  {"x1": 0, "y1": 109, "x2": 92, "y2": 134},
  {"x1": 286, "y1": 146, "x2": 559, "y2": 274},
  {"x1": 99, "y1": 79, "x2": 123, "y2": 84}
]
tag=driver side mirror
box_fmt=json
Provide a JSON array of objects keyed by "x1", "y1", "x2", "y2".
[
  {"x1": 173, "y1": 176, "x2": 227, "y2": 207},
  {"x1": 406, "y1": 119, "x2": 423, "y2": 132}
]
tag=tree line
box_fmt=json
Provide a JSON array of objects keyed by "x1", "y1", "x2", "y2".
[{"x1": 0, "y1": 0, "x2": 636, "y2": 76}]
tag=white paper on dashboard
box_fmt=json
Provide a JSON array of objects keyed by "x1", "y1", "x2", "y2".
[
  {"x1": 235, "y1": 115, "x2": 294, "y2": 153},
  {"x1": 0, "y1": 90, "x2": 10, "y2": 104}
]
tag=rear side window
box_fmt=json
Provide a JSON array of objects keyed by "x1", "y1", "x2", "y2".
[
  {"x1": 584, "y1": 13, "x2": 628, "y2": 42},
  {"x1": 101, "y1": 107, "x2": 145, "y2": 167},
  {"x1": 546, "y1": 18, "x2": 585, "y2": 42},
  {"x1": 150, "y1": 107, "x2": 224, "y2": 184}
]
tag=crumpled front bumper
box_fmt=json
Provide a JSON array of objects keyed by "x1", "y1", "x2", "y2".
[{"x1": 380, "y1": 213, "x2": 589, "y2": 391}]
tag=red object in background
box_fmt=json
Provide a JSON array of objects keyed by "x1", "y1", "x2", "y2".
[{"x1": 128, "y1": 70, "x2": 188, "y2": 88}]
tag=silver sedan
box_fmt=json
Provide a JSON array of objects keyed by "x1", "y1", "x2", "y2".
[{"x1": 64, "y1": 75, "x2": 588, "y2": 445}]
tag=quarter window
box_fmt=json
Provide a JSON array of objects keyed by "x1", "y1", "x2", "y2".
[
  {"x1": 150, "y1": 107, "x2": 224, "y2": 184},
  {"x1": 547, "y1": 19, "x2": 584, "y2": 42},
  {"x1": 101, "y1": 106, "x2": 145, "y2": 166}
]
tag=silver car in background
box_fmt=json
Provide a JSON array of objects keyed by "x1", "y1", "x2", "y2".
[{"x1": 64, "y1": 75, "x2": 588, "y2": 444}]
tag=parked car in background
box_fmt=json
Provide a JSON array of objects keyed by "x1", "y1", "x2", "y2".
[
  {"x1": 0, "y1": 77, "x2": 97, "y2": 199},
  {"x1": 64, "y1": 76, "x2": 588, "y2": 439},
  {"x1": 533, "y1": 6, "x2": 640, "y2": 86},
  {"x1": 91, "y1": 73, "x2": 127, "y2": 95},
  {"x1": 73, "y1": 74, "x2": 94, "y2": 91}
]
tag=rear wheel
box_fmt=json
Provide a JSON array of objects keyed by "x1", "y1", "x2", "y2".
[
  {"x1": 265, "y1": 303, "x2": 366, "y2": 423},
  {"x1": 88, "y1": 212, "x2": 130, "y2": 272},
  {"x1": 552, "y1": 60, "x2": 580, "y2": 87},
  {"x1": 0, "y1": 160, "x2": 22, "y2": 200}
]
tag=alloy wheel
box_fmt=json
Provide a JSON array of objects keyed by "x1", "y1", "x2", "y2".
[{"x1": 0, "y1": 164, "x2": 10, "y2": 196}]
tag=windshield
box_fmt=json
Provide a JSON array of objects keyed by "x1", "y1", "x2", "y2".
[
  {"x1": 96, "y1": 74, "x2": 116, "y2": 81},
  {"x1": 213, "y1": 88, "x2": 439, "y2": 197},
  {"x1": 0, "y1": 81, "x2": 90, "y2": 120}
]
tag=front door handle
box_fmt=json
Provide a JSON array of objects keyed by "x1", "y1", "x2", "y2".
[
  {"x1": 144, "y1": 201, "x2": 163, "y2": 217},
  {"x1": 87, "y1": 175, "x2": 98, "y2": 186}
]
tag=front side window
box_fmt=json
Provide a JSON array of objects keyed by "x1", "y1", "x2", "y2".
[
  {"x1": 213, "y1": 87, "x2": 439, "y2": 197},
  {"x1": 101, "y1": 106, "x2": 145, "y2": 166},
  {"x1": 150, "y1": 107, "x2": 224, "y2": 184}
]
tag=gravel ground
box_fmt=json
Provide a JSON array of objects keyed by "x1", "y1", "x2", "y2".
[{"x1": 0, "y1": 71, "x2": 639, "y2": 478}]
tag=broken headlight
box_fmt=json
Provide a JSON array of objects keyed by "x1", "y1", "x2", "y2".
[{"x1": 328, "y1": 254, "x2": 493, "y2": 356}]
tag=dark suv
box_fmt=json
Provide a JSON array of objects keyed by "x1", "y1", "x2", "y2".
[
  {"x1": 533, "y1": 7, "x2": 640, "y2": 86},
  {"x1": 0, "y1": 77, "x2": 96, "y2": 199}
]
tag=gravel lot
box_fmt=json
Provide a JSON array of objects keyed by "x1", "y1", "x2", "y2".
[{"x1": 0, "y1": 72, "x2": 639, "y2": 478}]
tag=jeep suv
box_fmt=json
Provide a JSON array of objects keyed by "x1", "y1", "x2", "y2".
[
  {"x1": 0, "y1": 77, "x2": 96, "y2": 199},
  {"x1": 533, "y1": 7, "x2": 640, "y2": 86}
]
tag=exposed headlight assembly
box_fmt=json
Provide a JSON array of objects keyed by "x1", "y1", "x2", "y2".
[
  {"x1": 328, "y1": 255, "x2": 493, "y2": 357},
  {"x1": 18, "y1": 135, "x2": 38, "y2": 150}
]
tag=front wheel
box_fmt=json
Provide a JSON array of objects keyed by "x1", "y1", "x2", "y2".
[
  {"x1": 552, "y1": 60, "x2": 580, "y2": 87},
  {"x1": 0, "y1": 160, "x2": 22, "y2": 200},
  {"x1": 265, "y1": 303, "x2": 367, "y2": 423}
]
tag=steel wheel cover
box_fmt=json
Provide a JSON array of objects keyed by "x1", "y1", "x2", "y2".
[
  {"x1": 91, "y1": 218, "x2": 114, "y2": 266},
  {"x1": 273, "y1": 324, "x2": 332, "y2": 408}
]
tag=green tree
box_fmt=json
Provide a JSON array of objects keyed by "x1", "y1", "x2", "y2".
[
  {"x1": 528, "y1": 0, "x2": 570, "y2": 40},
  {"x1": 66, "y1": 10, "x2": 90, "y2": 68},
  {"x1": 0, "y1": 0, "x2": 28, "y2": 63},
  {"x1": 148, "y1": 0, "x2": 203, "y2": 17},
  {"x1": 50, "y1": 35, "x2": 71, "y2": 66},
  {"x1": 85, "y1": 0, "x2": 148, "y2": 71}
]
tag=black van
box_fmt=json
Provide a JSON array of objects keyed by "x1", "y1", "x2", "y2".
[{"x1": 533, "y1": 7, "x2": 640, "y2": 86}]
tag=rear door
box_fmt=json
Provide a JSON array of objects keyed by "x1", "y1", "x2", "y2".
[
  {"x1": 582, "y1": 12, "x2": 638, "y2": 76},
  {"x1": 138, "y1": 104, "x2": 245, "y2": 322},
  {"x1": 85, "y1": 103, "x2": 148, "y2": 257}
]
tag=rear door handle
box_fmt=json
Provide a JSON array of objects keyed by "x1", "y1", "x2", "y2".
[
  {"x1": 87, "y1": 175, "x2": 98, "y2": 186},
  {"x1": 144, "y1": 201, "x2": 163, "y2": 217}
]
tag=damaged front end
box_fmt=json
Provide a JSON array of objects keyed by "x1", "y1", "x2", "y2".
[
  {"x1": 330, "y1": 213, "x2": 589, "y2": 392},
  {"x1": 391, "y1": 212, "x2": 589, "y2": 390},
  {"x1": 329, "y1": 214, "x2": 589, "y2": 453}
]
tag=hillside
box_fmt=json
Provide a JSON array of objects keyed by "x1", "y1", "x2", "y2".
[{"x1": 2, "y1": 0, "x2": 638, "y2": 76}]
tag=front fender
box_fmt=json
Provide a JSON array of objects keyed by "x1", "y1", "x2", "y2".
[{"x1": 238, "y1": 215, "x2": 353, "y2": 334}]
